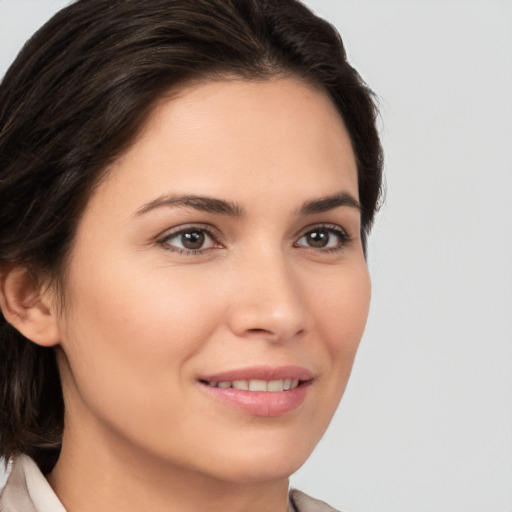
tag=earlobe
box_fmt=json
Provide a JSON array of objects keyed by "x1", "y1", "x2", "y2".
[{"x1": 0, "y1": 265, "x2": 60, "y2": 347}]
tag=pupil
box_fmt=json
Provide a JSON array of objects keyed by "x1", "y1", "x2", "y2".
[
  {"x1": 307, "y1": 229, "x2": 329, "y2": 247},
  {"x1": 182, "y1": 231, "x2": 205, "y2": 249}
]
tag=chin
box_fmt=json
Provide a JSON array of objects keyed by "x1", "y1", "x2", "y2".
[
  {"x1": 192, "y1": 432, "x2": 319, "y2": 484},
  {"x1": 208, "y1": 455, "x2": 307, "y2": 485}
]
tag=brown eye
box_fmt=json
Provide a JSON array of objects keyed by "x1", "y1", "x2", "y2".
[
  {"x1": 181, "y1": 230, "x2": 205, "y2": 250},
  {"x1": 295, "y1": 226, "x2": 348, "y2": 251},
  {"x1": 305, "y1": 229, "x2": 330, "y2": 248},
  {"x1": 161, "y1": 227, "x2": 216, "y2": 253}
]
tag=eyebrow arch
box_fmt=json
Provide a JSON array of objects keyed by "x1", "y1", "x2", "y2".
[
  {"x1": 136, "y1": 194, "x2": 245, "y2": 217},
  {"x1": 298, "y1": 192, "x2": 361, "y2": 216}
]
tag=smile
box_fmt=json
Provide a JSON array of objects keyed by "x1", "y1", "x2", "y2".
[
  {"x1": 198, "y1": 366, "x2": 313, "y2": 417},
  {"x1": 204, "y1": 379, "x2": 301, "y2": 392}
]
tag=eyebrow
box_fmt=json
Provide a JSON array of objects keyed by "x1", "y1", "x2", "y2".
[
  {"x1": 136, "y1": 191, "x2": 360, "y2": 218},
  {"x1": 136, "y1": 194, "x2": 244, "y2": 217},
  {"x1": 298, "y1": 192, "x2": 361, "y2": 215}
]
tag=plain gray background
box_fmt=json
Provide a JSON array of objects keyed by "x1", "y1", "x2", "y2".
[{"x1": 1, "y1": 1, "x2": 511, "y2": 511}]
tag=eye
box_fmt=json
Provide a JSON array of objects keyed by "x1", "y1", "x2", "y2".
[
  {"x1": 295, "y1": 225, "x2": 350, "y2": 251},
  {"x1": 158, "y1": 226, "x2": 219, "y2": 254}
]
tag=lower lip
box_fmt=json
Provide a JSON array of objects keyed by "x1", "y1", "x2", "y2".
[{"x1": 199, "y1": 382, "x2": 310, "y2": 417}]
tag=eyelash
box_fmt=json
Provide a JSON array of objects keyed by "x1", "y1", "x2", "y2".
[
  {"x1": 294, "y1": 224, "x2": 352, "y2": 253},
  {"x1": 156, "y1": 224, "x2": 221, "y2": 256},
  {"x1": 156, "y1": 223, "x2": 352, "y2": 256}
]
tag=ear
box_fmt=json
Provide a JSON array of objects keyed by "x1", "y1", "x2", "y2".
[{"x1": 0, "y1": 265, "x2": 60, "y2": 347}]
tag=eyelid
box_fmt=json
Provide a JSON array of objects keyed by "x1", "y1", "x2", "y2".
[
  {"x1": 294, "y1": 223, "x2": 352, "y2": 251},
  {"x1": 295, "y1": 222, "x2": 350, "y2": 239},
  {"x1": 156, "y1": 223, "x2": 223, "y2": 254}
]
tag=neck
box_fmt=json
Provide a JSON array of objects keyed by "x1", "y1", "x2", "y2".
[{"x1": 47, "y1": 430, "x2": 291, "y2": 512}]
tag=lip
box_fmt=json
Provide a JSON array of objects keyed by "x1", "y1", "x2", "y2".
[{"x1": 198, "y1": 365, "x2": 314, "y2": 417}]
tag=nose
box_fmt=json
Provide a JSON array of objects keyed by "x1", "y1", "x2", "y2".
[{"x1": 226, "y1": 251, "x2": 309, "y2": 343}]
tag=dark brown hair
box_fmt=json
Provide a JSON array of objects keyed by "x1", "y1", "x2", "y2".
[{"x1": 0, "y1": 0, "x2": 383, "y2": 472}]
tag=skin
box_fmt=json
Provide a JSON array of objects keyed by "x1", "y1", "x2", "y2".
[{"x1": 38, "y1": 78, "x2": 371, "y2": 512}]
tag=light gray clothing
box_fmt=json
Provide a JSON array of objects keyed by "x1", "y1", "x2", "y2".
[{"x1": 0, "y1": 455, "x2": 339, "y2": 512}]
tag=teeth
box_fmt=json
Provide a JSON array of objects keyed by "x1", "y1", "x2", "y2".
[
  {"x1": 232, "y1": 380, "x2": 249, "y2": 390},
  {"x1": 206, "y1": 379, "x2": 301, "y2": 392},
  {"x1": 249, "y1": 379, "x2": 267, "y2": 391},
  {"x1": 267, "y1": 380, "x2": 284, "y2": 392}
]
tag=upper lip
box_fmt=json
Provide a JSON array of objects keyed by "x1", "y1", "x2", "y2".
[{"x1": 198, "y1": 365, "x2": 314, "y2": 383}]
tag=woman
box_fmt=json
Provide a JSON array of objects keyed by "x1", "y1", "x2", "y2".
[{"x1": 0, "y1": 1, "x2": 383, "y2": 511}]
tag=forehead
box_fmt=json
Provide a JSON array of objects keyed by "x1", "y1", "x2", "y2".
[{"x1": 91, "y1": 77, "x2": 358, "y2": 214}]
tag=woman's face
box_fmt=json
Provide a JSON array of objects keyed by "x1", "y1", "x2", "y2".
[{"x1": 53, "y1": 78, "x2": 370, "y2": 483}]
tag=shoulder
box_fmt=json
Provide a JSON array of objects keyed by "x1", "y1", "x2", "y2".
[{"x1": 289, "y1": 489, "x2": 342, "y2": 512}]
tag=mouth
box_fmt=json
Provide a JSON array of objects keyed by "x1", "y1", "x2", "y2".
[{"x1": 197, "y1": 366, "x2": 313, "y2": 417}]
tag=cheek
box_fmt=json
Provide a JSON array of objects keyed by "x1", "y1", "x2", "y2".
[
  {"x1": 315, "y1": 261, "x2": 371, "y2": 348},
  {"x1": 65, "y1": 255, "x2": 219, "y2": 342},
  {"x1": 57, "y1": 259, "x2": 224, "y2": 406},
  {"x1": 56, "y1": 265, "x2": 231, "y2": 454},
  {"x1": 289, "y1": 262, "x2": 370, "y2": 453},
  {"x1": 308, "y1": 261, "x2": 371, "y2": 400}
]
